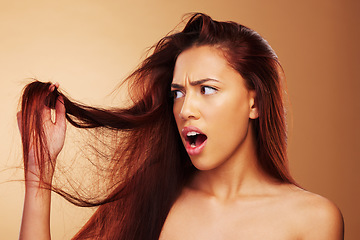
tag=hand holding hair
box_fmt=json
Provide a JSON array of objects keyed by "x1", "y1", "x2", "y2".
[
  {"x1": 17, "y1": 82, "x2": 66, "y2": 240},
  {"x1": 18, "y1": 81, "x2": 66, "y2": 187}
]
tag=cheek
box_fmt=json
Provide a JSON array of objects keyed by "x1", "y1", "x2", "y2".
[
  {"x1": 204, "y1": 93, "x2": 250, "y2": 123},
  {"x1": 205, "y1": 96, "x2": 250, "y2": 142},
  {"x1": 172, "y1": 103, "x2": 182, "y2": 127}
]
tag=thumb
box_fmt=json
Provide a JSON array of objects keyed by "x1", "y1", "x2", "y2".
[{"x1": 55, "y1": 96, "x2": 66, "y2": 127}]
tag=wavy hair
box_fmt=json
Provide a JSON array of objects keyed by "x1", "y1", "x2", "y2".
[{"x1": 19, "y1": 13, "x2": 294, "y2": 240}]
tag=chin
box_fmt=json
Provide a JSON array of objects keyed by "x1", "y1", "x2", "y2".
[{"x1": 189, "y1": 157, "x2": 220, "y2": 172}]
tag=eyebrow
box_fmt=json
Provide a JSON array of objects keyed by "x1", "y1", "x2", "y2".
[{"x1": 171, "y1": 78, "x2": 220, "y2": 89}]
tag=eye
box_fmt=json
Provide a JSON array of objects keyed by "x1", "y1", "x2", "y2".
[
  {"x1": 172, "y1": 90, "x2": 185, "y2": 99},
  {"x1": 200, "y1": 86, "x2": 217, "y2": 95}
]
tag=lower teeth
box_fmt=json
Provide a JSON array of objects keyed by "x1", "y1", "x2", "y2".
[{"x1": 191, "y1": 143, "x2": 196, "y2": 148}]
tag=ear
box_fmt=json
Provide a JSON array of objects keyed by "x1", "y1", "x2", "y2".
[{"x1": 249, "y1": 90, "x2": 259, "y2": 119}]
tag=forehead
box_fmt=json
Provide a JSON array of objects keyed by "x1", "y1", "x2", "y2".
[{"x1": 172, "y1": 46, "x2": 236, "y2": 84}]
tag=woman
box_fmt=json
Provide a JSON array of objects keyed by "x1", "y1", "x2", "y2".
[{"x1": 18, "y1": 13, "x2": 344, "y2": 239}]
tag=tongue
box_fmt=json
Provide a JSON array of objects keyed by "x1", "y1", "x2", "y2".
[{"x1": 195, "y1": 134, "x2": 207, "y2": 146}]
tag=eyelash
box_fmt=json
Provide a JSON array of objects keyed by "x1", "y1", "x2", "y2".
[
  {"x1": 171, "y1": 90, "x2": 185, "y2": 99},
  {"x1": 171, "y1": 86, "x2": 218, "y2": 100},
  {"x1": 200, "y1": 86, "x2": 218, "y2": 95}
]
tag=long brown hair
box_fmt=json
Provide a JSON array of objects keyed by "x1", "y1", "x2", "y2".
[{"x1": 19, "y1": 13, "x2": 294, "y2": 240}]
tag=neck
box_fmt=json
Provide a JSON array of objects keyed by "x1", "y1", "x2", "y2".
[{"x1": 189, "y1": 125, "x2": 279, "y2": 202}]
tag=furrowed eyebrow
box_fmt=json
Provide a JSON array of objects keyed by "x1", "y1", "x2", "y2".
[
  {"x1": 171, "y1": 78, "x2": 220, "y2": 88},
  {"x1": 170, "y1": 83, "x2": 183, "y2": 89}
]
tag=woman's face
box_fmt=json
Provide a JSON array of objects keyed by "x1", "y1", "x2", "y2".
[{"x1": 171, "y1": 46, "x2": 258, "y2": 171}]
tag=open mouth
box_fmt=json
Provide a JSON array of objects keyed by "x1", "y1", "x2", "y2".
[
  {"x1": 186, "y1": 131, "x2": 208, "y2": 148},
  {"x1": 182, "y1": 127, "x2": 208, "y2": 155}
]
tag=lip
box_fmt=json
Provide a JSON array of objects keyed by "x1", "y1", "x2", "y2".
[{"x1": 181, "y1": 126, "x2": 207, "y2": 156}]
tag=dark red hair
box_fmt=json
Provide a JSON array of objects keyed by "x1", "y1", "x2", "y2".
[{"x1": 20, "y1": 13, "x2": 294, "y2": 240}]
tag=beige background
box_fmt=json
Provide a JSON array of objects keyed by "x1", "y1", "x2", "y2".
[{"x1": 0, "y1": 0, "x2": 359, "y2": 239}]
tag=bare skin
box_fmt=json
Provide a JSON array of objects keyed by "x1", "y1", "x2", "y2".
[
  {"x1": 160, "y1": 183, "x2": 344, "y2": 240},
  {"x1": 18, "y1": 82, "x2": 66, "y2": 240},
  {"x1": 18, "y1": 48, "x2": 344, "y2": 239},
  {"x1": 161, "y1": 46, "x2": 344, "y2": 240}
]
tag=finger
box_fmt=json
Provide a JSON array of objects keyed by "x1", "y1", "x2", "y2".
[
  {"x1": 54, "y1": 96, "x2": 66, "y2": 127},
  {"x1": 41, "y1": 104, "x2": 52, "y2": 123},
  {"x1": 49, "y1": 82, "x2": 60, "y2": 92}
]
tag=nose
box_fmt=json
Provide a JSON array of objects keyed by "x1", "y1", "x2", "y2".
[{"x1": 178, "y1": 94, "x2": 200, "y2": 120}]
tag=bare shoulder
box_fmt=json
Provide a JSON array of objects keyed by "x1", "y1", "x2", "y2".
[{"x1": 286, "y1": 186, "x2": 344, "y2": 240}]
